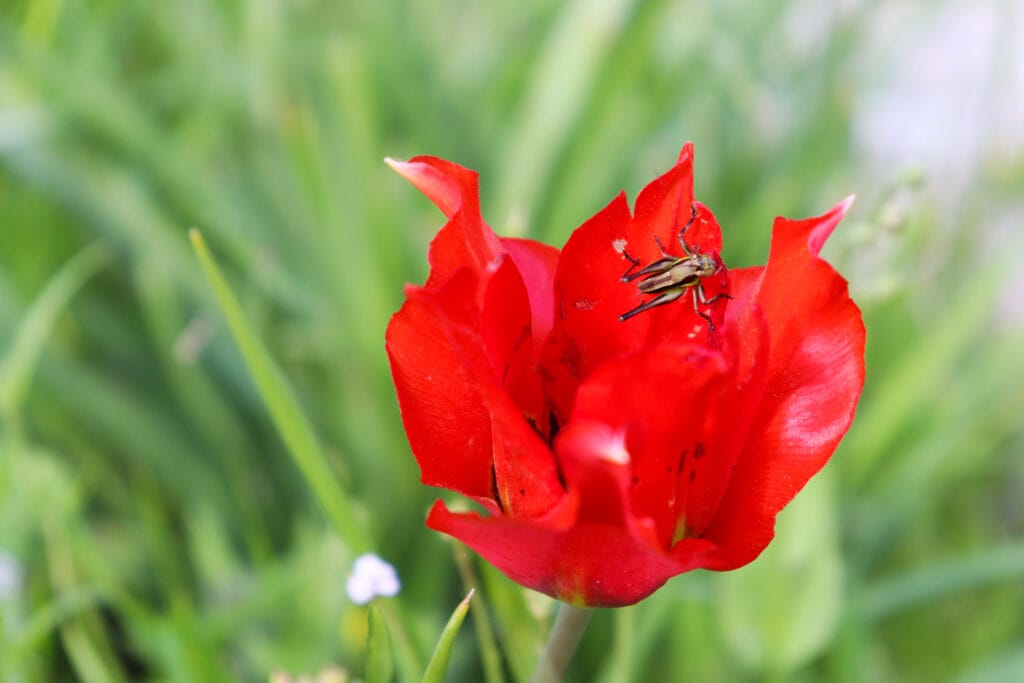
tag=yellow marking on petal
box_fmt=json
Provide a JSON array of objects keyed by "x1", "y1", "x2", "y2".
[{"x1": 672, "y1": 517, "x2": 688, "y2": 546}]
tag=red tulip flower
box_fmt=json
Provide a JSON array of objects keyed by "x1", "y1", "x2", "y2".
[{"x1": 386, "y1": 143, "x2": 865, "y2": 607}]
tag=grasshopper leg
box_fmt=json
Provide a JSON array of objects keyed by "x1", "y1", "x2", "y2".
[
  {"x1": 653, "y1": 235, "x2": 671, "y2": 258},
  {"x1": 619, "y1": 249, "x2": 643, "y2": 281},
  {"x1": 618, "y1": 286, "x2": 686, "y2": 322},
  {"x1": 692, "y1": 283, "x2": 733, "y2": 333},
  {"x1": 677, "y1": 203, "x2": 698, "y2": 256}
]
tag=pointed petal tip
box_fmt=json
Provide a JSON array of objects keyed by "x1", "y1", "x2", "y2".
[
  {"x1": 676, "y1": 140, "x2": 695, "y2": 164},
  {"x1": 805, "y1": 194, "x2": 856, "y2": 256},
  {"x1": 384, "y1": 156, "x2": 413, "y2": 175},
  {"x1": 385, "y1": 156, "x2": 422, "y2": 183},
  {"x1": 836, "y1": 194, "x2": 856, "y2": 215},
  {"x1": 384, "y1": 155, "x2": 464, "y2": 217}
]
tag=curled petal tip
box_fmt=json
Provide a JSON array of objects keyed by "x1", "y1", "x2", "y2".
[{"x1": 384, "y1": 155, "x2": 463, "y2": 217}]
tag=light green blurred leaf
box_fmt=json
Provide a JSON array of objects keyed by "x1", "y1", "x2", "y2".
[
  {"x1": 716, "y1": 469, "x2": 843, "y2": 675},
  {"x1": 8, "y1": 586, "x2": 109, "y2": 655},
  {"x1": 479, "y1": 561, "x2": 545, "y2": 682},
  {"x1": 451, "y1": 546, "x2": 504, "y2": 683},
  {"x1": 862, "y1": 544, "x2": 1024, "y2": 622},
  {"x1": 954, "y1": 647, "x2": 1024, "y2": 683},
  {"x1": 493, "y1": 0, "x2": 638, "y2": 231},
  {"x1": 366, "y1": 605, "x2": 395, "y2": 683}
]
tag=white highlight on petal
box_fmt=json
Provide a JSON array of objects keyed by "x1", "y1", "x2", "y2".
[
  {"x1": 565, "y1": 421, "x2": 633, "y2": 468},
  {"x1": 596, "y1": 428, "x2": 631, "y2": 465},
  {"x1": 346, "y1": 553, "x2": 401, "y2": 605},
  {"x1": 612, "y1": 238, "x2": 628, "y2": 254},
  {"x1": 0, "y1": 550, "x2": 23, "y2": 600}
]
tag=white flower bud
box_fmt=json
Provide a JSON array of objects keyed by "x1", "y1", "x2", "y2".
[{"x1": 345, "y1": 553, "x2": 400, "y2": 605}]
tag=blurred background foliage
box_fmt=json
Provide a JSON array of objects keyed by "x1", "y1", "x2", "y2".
[{"x1": 0, "y1": 0, "x2": 1022, "y2": 680}]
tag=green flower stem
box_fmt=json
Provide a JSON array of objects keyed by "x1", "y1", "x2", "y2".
[{"x1": 529, "y1": 603, "x2": 593, "y2": 683}]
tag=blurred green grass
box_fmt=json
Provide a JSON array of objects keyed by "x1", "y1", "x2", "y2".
[{"x1": 1, "y1": 0, "x2": 1022, "y2": 681}]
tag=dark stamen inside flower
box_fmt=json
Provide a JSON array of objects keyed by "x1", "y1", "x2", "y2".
[
  {"x1": 548, "y1": 411, "x2": 561, "y2": 442},
  {"x1": 490, "y1": 464, "x2": 503, "y2": 512},
  {"x1": 547, "y1": 411, "x2": 567, "y2": 491}
]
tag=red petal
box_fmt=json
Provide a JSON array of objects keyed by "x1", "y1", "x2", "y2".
[
  {"x1": 487, "y1": 397, "x2": 564, "y2": 518},
  {"x1": 388, "y1": 253, "x2": 565, "y2": 515},
  {"x1": 564, "y1": 344, "x2": 729, "y2": 547},
  {"x1": 423, "y1": 340, "x2": 743, "y2": 606},
  {"x1": 385, "y1": 283, "x2": 495, "y2": 502},
  {"x1": 676, "y1": 306, "x2": 769, "y2": 539},
  {"x1": 427, "y1": 447, "x2": 717, "y2": 607},
  {"x1": 501, "y1": 237, "x2": 559, "y2": 349},
  {"x1": 542, "y1": 144, "x2": 729, "y2": 421},
  {"x1": 481, "y1": 256, "x2": 534, "y2": 400},
  {"x1": 484, "y1": 240, "x2": 559, "y2": 439},
  {"x1": 387, "y1": 156, "x2": 502, "y2": 287},
  {"x1": 480, "y1": 256, "x2": 564, "y2": 516},
  {"x1": 632, "y1": 142, "x2": 722, "y2": 255},
  {"x1": 427, "y1": 500, "x2": 655, "y2": 607},
  {"x1": 701, "y1": 198, "x2": 866, "y2": 568},
  {"x1": 541, "y1": 192, "x2": 636, "y2": 421}
]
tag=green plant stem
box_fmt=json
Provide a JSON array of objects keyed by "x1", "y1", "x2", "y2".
[{"x1": 529, "y1": 603, "x2": 593, "y2": 683}]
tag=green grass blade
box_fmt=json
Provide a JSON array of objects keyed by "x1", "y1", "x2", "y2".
[
  {"x1": 8, "y1": 586, "x2": 109, "y2": 656},
  {"x1": 421, "y1": 591, "x2": 474, "y2": 683},
  {"x1": 366, "y1": 604, "x2": 395, "y2": 683},
  {"x1": 0, "y1": 243, "x2": 110, "y2": 420},
  {"x1": 189, "y1": 229, "x2": 371, "y2": 552}
]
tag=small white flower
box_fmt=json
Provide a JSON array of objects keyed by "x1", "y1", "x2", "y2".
[
  {"x1": 346, "y1": 553, "x2": 401, "y2": 605},
  {"x1": 0, "y1": 550, "x2": 23, "y2": 600}
]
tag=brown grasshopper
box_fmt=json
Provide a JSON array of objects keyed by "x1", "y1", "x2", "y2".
[{"x1": 619, "y1": 204, "x2": 731, "y2": 330}]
